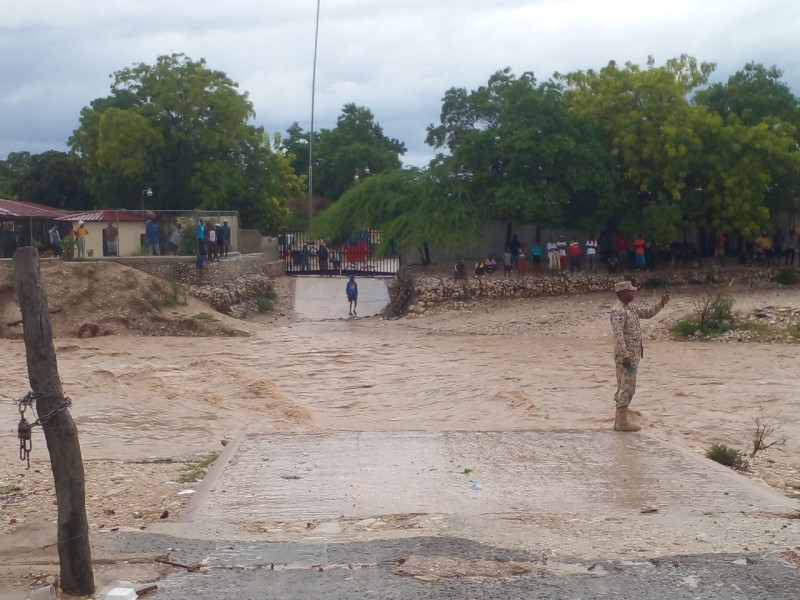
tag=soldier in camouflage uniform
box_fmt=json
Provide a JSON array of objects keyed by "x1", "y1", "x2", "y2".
[{"x1": 610, "y1": 281, "x2": 670, "y2": 431}]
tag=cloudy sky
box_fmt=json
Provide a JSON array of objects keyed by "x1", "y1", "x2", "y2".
[{"x1": 3, "y1": 0, "x2": 800, "y2": 167}]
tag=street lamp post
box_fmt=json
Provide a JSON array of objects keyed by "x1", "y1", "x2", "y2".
[
  {"x1": 141, "y1": 188, "x2": 153, "y2": 213},
  {"x1": 308, "y1": 0, "x2": 321, "y2": 225}
]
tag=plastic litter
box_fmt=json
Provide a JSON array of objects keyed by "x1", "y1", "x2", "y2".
[
  {"x1": 470, "y1": 480, "x2": 481, "y2": 490},
  {"x1": 29, "y1": 584, "x2": 55, "y2": 600},
  {"x1": 105, "y1": 587, "x2": 138, "y2": 600}
]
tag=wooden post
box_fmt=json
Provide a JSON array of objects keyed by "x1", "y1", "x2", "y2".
[{"x1": 13, "y1": 247, "x2": 95, "y2": 596}]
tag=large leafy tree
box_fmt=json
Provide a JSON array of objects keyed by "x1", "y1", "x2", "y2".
[
  {"x1": 0, "y1": 152, "x2": 32, "y2": 198},
  {"x1": 558, "y1": 56, "x2": 716, "y2": 243},
  {"x1": 308, "y1": 167, "x2": 481, "y2": 264},
  {"x1": 557, "y1": 56, "x2": 800, "y2": 242},
  {"x1": 11, "y1": 151, "x2": 92, "y2": 210},
  {"x1": 310, "y1": 104, "x2": 406, "y2": 200},
  {"x1": 426, "y1": 69, "x2": 613, "y2": 238},
  {"x1": 70, "y1": 53, "x2": 299, "y2": 231},
  {"x1": 695, "y1": 63, "x2": 800, "y2": 223}
]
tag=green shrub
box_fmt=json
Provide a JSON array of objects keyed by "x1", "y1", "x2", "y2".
[
  {"x1": 146, "y1": 279, "x2": 186, "y2": 308},
  {"x1": 673, "y1": 294, "x2": 735, "y2": 338},
  {"x1": 706, "y1": 443, "x2": 748, "y2": 470},
  {"x1": 774, "y1": 267, "x2": 798, "y2": 285},
  {"x1": 257, "y1": 290, "x2": 276, "y2": 313},
  {"x1": 671, "y1": 316, "x2": 700, "y2": 337},
  {"x1": 642, "y1": 277, "x2": 667, "y2": 290},
  {"x1": 58, "y1": 237, "x2": 77, "y2": 260}
]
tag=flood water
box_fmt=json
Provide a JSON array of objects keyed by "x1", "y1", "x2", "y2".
[{"x1": 1, "y1": 308, "x2": 799, "y2": 464}]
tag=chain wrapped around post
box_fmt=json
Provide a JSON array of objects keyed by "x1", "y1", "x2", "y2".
[{"x1": 16, "y1": 391, "x2": 72, "y2": 470}]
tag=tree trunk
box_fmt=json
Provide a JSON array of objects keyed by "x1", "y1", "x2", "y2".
[
  {"x1": 420, "y1": 243, "x2": 431, "y2": 265},
  {"x1": 13, "y1": 247, "x2": 95, "y2": 596}
]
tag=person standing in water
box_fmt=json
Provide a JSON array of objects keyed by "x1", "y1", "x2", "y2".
[{"x1": 346, "y1": 276, "x2": 359, "y2": 316}]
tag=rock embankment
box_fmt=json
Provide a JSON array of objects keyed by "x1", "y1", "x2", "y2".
[
  {"x1": 401, "y1": 268, "x2": 777, "y2": 317},
  {"x1": 190, "y1": 274, "x2": 272, "y2": 318}
]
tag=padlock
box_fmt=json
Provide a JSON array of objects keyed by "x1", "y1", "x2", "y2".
[
  {"x1": 18, "y1": 417, "x2": 32, "y2": 466},
  {"x1": 18, "y1": 418, "x2": 31, "y2": 442}
]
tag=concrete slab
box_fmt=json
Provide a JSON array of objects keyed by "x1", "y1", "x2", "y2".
[
  {"x1": 186, "y1": 431, "x2": 797, "y2": 523},
  {"x1": 293, "y1": 276, "x2": 390, "y2": 320}
]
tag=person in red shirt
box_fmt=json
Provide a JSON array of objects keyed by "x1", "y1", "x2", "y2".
[
  {"x1": 633, "y1": 234, "x2": 647, "y2": 270},
  {"x1": 517, "y1": 248, "x2": 527, "y2": 275},
  {"x1": 569, "y1": 237, "x2": 581, "y2": 273},
  {"x1": 616, "y1": 233, "x2": 628, "y2": 267},
  {"x1": 714, "y1": 233, "x2": 726, "y2": 267}
]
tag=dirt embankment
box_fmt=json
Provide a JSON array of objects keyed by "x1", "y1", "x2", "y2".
[{"x1": 0, "y1": 260, "x2": 288, "y2": 339}]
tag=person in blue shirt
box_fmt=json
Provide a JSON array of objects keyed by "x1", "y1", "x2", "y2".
[
  {"x1": 145, "y1": 219, "x2": 161, "y2": 255},
  {"x1": 196, "y1": 219, "x2": 205, "y2": 257},
  {"x1": 221, "y1": 220, "x2": 231, "y2": 258},
  {"x1": 48, "y1": 224, "x2": 62, "y2": 256},
  {"x1": 346, "y1": 276, "x2": 358, "y2": 316}
]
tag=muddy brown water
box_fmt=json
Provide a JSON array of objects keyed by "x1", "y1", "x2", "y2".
[{"x1": 1, "y1": 304, "x2": 799, "y2": 467}]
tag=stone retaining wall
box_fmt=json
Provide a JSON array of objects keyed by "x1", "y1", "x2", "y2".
[
  {"x1": 404, "y1": 268, "x2": 780, "y2": 316},
  {"x1": 111, "y1": 253, "x2": 270, "y2": 286}
]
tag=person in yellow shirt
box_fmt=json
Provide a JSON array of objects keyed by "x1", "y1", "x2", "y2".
[{"x1": 74, "y1": 220, "x2": 89, "y2": 258}]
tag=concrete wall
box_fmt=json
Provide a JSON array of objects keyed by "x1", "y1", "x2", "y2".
[
  {"x1": 69, "y1": 221, "x2": 146, "y2": 258},
  {"x1": 239, "y1": 229, "x2": 262, "y2": 254},
  {"x1": 406, "y1": 221, "x2": 711, "y2": 266}
]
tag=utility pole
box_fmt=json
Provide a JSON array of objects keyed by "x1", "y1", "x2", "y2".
[{"x1": 13, "y1": 247, "x2": 95, "y2": 596}]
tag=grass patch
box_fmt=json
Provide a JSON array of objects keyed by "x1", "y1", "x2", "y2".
[
  {"x1": 132, "y1": 297, "x2": 155, "y2": 313},
  {"x1": 774, "y1": 267, "x2": 798, "y2": 285},
  {"x1": 191, "y1": 312, "x2": 218, "y2": 321},
  {"x1": 143, "y1": 279, "x2": 187, "y2": 309},
  {"x1": 178, "y1": 451, "x2": 220, "y2": 483},
  {"x1": 706, "y1": 443, "x2": 748, "y2": 470},
  {"x1": 0, "y1": 483, "x2": 20, "y2": 495},
  {"x1": 257, "y1": 290, "x2": 277, "y2": 313},
  {"x1": 641, "y1": 277, "x2": 667, "y2": 290}
]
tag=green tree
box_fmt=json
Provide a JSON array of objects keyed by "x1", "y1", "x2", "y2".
[
  {"x1": 308, "y1": 167, "x2": 482, "y2": 264},
  {"x1": 280, "y1": 121, "x2": 314, "y2": 180},
  {"x1": 70, "y1": 54, "x2": 298, "y2": 231},
  {"x1": 311, "y1": 103, "x2": 406, "y2": 200},
  {"x1": 0, "y1": 152, "x2": 32, "y2": 198},
  {"x1": 695, "y1": 63, "x2": 800, "y2": 223},
  {"x1": 11, "y1": 151, "x2": 92, "y2": 210},
  {"x1": 426, "y1": 69, "x2": 615, "y2": 240}
]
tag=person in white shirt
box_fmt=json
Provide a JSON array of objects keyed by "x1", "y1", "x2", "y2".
[
  {"x1": 586, "y1": 235, "x2": 598, "y2": 272},
  {"x1": 546, "y1": 239, "x2": 559, "y2": 271}
]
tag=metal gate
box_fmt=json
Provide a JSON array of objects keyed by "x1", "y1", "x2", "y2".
[{"x1": 279, "y1": 229, "x2": 399, "y2": 277}]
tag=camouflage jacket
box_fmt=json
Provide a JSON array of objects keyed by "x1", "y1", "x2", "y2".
[{"x1": 610, "y1": 299, "x2": 664, "y2": 363}]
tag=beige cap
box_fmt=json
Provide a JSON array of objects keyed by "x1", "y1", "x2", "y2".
[{"x1": 614, "y1": 281, "x2": 637, "y2": 293}]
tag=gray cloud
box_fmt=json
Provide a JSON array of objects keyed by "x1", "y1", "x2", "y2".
[{"x1": 2, "y1": 0, "x2": 800, "y2": 167}]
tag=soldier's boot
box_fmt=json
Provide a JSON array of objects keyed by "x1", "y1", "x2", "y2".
[{"x1": 613, "y1": 407, "x2": 641, "y2": 432}]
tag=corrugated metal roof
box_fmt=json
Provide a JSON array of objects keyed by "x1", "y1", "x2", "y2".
[
  {"x1": 0, "y1": 198, "x2": 72, "y2": 219},
  {"x1": 56, "y1": 209, "x2": 145, "y2": 223}
]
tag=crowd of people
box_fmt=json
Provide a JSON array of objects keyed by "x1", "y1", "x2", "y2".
[
  {"x1": 466, "y1": 232, "x2": 609, "y2": 279},
  {"x1": 195, "y1": 218, "x2": 232, "y2": 263}
]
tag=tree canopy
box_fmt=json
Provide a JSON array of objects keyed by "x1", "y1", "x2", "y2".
[
  {"x1": 69, "y1": 53, "x2": 301, "y2": 232},
  {"x1": 282, "y1": 103, "x2": 406, "y2": 203}
]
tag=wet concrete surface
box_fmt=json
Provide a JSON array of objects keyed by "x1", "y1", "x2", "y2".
[
  {"x1": 93, "y1": 531, "x2": 800, "y2": 599},
  {"x1": 184, "y1": 431, "x2": 797, "y2": 533},
  {"x1": 293, "y1": 276, "x2": 390, "y2": 320},
  {"x1": 81, "y1": 430, "x2": 800, "y2": 599}
]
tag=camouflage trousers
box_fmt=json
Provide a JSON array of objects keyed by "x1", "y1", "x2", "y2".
[{"x1": 614, "y1": 362, "x2": 638, "y2": 409}]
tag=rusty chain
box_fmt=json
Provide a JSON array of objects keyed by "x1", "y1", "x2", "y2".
[{"x1": 16, "y1": 391, "x2": 72, "y2": 469}]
